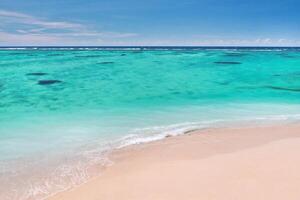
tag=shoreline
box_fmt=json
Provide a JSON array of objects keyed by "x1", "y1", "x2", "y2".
[{"x1": 49, "y1": 122, "x2": 300, "y2": 200}]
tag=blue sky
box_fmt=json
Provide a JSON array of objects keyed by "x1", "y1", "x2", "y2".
[{"x1": 0, "y1": 0, "x2": 299, "y2": 46}]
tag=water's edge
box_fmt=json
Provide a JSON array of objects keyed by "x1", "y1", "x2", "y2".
[{"x1": 41, "y1": 115, "x2": 300, "y2": 200}]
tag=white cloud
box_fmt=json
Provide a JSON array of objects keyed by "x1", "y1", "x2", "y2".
[
  {"x1": 97, "y1": 38, "x2": 300, "y2": 46},
  {"x1": 0, "y1": 9, "x2": 138, "y2": 45},
  {"x1": 0, "y1": 10, "x2": 83, "y2": 30},
  {"x1": 0, "y1": 10, "x2": 31, "y2": 18},
  {"x1": 0, "y1": 10, "x2": 298, "y2": 46},
  {"x1": 0, "y1": 31, "x2": 64, "y2": 45}
]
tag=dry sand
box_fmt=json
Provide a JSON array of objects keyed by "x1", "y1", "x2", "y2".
[{"x1": 49, "y1": 123, "x2": 300, "y2": 200}]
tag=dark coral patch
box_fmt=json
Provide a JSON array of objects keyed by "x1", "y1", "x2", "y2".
[
  {"x1": 38, "y1": 80, "x2": 62, "y2": 85},
  {"x1": 47, "y1": 54, "x2": 64, "y2": 56},
  {"x1": 98, "y1": 62, "x2": 114, "y2": 64},
  {"x1": 223, "y1": 53, "x2": 247, "y2": 57},
  {"x1": 282, "y1": 55, "x2": 296, "y2": 58},
  {"x1": 214, "y1": 61, "x2": 242, "y2": 65},
  {"x1": 75, "y1": 55, "x2": 103, "y2": 58},
  {"x1": 265, "y1": 86, "x2": 300, "y2": 92},
  {"x1": 26, "y1": 72, "x2": 48, "y2": 76},
  {"x1": 273, "y1": 72, "x2": 300, "y2": 77},
  {"x1": 278, "y1": 53, "x2": 296, "y2": 58}
]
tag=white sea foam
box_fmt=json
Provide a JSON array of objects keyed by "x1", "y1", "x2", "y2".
[{"x1": 115, "y1": 114, "x2": 300, "y2": 148}]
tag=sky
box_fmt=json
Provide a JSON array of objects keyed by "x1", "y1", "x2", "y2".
[{"x1": 0, "y1": 0, "x2": 299, "y2": 46}]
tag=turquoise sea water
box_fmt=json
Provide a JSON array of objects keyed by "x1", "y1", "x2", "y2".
[{"x1": 1, "y1": 47, "x2": 300, "y2": 199}]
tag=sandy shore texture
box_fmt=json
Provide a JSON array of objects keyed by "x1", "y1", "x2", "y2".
[{"x1": 49, "y1": 123, "x2": 300, "y2": 200}]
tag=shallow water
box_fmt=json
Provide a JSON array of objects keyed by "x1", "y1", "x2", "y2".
[{"x1": 1, "y1": 47, "x2": 300, "y2": 199}]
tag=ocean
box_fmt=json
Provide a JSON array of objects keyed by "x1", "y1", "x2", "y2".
[{"x1": 1, "y1": 47, "x2": 300, "y2": 199}]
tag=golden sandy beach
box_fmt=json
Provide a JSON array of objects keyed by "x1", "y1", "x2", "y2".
[{"x1": 49, "y1": 123, "x2": 300, "y2": 200}]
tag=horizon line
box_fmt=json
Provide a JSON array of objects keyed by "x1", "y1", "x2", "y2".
[{"x1": 0, "y1": 45, "x2": 300, "y2": 48}]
